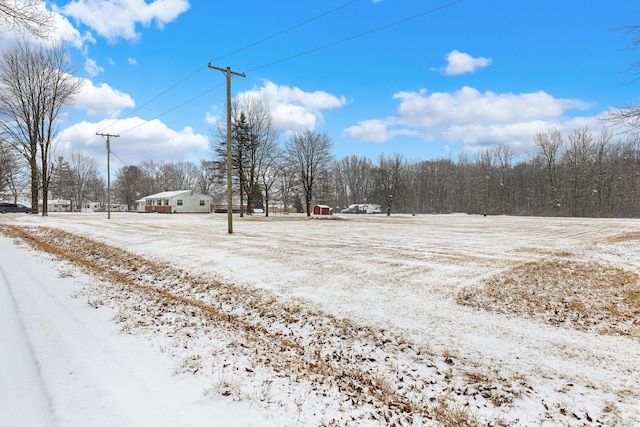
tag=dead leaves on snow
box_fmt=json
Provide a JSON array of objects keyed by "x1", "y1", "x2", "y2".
[{"x1": 1, "y1": 224, "x2": 509, "y2": 427}]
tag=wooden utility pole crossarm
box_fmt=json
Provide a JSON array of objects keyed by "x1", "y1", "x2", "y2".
[
  {"x1": 96, "y1": 132, "x2": 120, "y2": 219},
  {"x1": 208, "y1": 63, "x2": 246, "y2": 234}
]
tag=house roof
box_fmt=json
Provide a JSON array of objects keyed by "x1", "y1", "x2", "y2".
[{"x1": 135, "y1": 190, "x2": 211, "y2": 203}]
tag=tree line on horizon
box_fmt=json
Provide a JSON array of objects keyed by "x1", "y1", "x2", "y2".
[{"x1": 8, "y1": 124, "x2": 635, "y2": 218}]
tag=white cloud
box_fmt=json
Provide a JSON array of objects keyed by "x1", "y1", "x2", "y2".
[
  {"x1": 72, "y1": 78, "x2": 135, "y2": 117},
  {"x1": 56, "y1": 0, "x2": 190, "y2": 42},
  {"x1": 58, "y1": 117, "x2": 209, "y2": 166},
  {"x1": 205, "y1": 108, "x2": 222, "y2": 125},
  {"x1": 128, "y1": 58, "x2": 138, "y2": 66},
  {"x1": 237, "y1": 80, "x2": 347, "y2": 132},
  {"x1": 84, "y1": 58, "x2": 103, "y2": 77},
  {"x1": 343, "y1": 86, "x2": 597, "y2": 152},
  {"x1": 441, "y1": 50, "x2": 492, "y2": 76},
  {"x1": 393, "y1": 87, "x2": 589, "y2": 126},
  {"x1": 343, "y1": 119, "x2": 386, "y2": 143},
  {"x1": 51, "y1": 10, "x2": 95, "y2": 49}
]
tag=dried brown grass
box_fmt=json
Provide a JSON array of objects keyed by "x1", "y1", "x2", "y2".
[
  {"x1": 1, "y1": 224, "x2": 505, "y2": 426},
  {"x1": 604, "y1": 231, "x2": 640, "y2": 243},
  {"x1": 458, "y1": 257, "x2": 640, "y2": 338}
]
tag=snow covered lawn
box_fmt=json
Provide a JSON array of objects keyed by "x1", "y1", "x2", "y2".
[{"x1": 1, "y1": 212, "x2": 639, "y2": 426}]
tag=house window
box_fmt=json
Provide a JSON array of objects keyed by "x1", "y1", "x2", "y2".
[
  {"x1": 177, "y1": 199, "x2": 183, "y2": 206},
  {"x1": 199, "y1": 200, "x2": 205, "y2": 206},
  {"x1": 164, "y1": 199, "x2": 169, "y2": 206},
  {"x1": 146, "y1": 200, "x2": 152, "y2": 206}
]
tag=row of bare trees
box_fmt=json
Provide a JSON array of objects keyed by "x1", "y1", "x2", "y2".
[
  {"x1": 28, "y1": 124, "x2": 640, "y2": 218},
  {"x1": 326, "y1": 127, "x2": 640, "y2": 217},
  {"x1": 0, "y1": 39, "x2": 82, "y2": 215},
  {"x1": 210, "y1": 95, "x2": 334, "y2": 217},
  {"x1": 47, "y1": 154, "x2": 105, "y2": 209}
]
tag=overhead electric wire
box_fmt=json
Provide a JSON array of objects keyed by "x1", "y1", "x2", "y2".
[
  {"x1": 246, "y1": 0, "x2": 465, "y2": 73},
  {"x1": 119, "y1": 82, "x2": 225, "y2": 136},
  {"x1": 212, "y1": 0, "x2": 361, "y2": 63},
  {"x1": 110, "y1": 151, "x2": 128, "y2": 166},
  {"x1": 94, "y1": 0, "x2": 362, "y2": 137},
  {"x1": 103, "y1": 0, "x2": 465, "y2": 140},
  {"x1": 95, "y1": 64, "x2": 208, "y2": 134}
]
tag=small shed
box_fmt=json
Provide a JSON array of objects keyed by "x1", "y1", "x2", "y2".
[
  {"x1": 313, "y1": 205, "x2": 333, "y2": 215},
  {"x1": 136, "y1": 190, "x2": 212, "y2": 214}
]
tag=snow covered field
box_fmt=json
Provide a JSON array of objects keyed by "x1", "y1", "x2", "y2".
[{"x1": 1, "y1": 212, "x2": 639, "y2": 426}]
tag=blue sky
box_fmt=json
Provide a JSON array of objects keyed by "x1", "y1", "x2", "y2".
[{"x1": 2, "y1": 0, "x2": 640, "y2": 170}]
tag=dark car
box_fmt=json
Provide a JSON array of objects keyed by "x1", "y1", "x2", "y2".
[{"x1": 0, "y1": 203, "x2": 32, "y2": 214}]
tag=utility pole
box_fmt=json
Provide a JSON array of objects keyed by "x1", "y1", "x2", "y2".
[
  {"x1": 96, "y1": 132, "x2": 120, "y2": 219},
  {"x1": 208, "y1": 63, "x2": 245, "y2": 234}
]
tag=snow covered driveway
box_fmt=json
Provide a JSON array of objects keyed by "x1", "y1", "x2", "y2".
[{"x1": 0, "y1": 233, "x2": 272, "y2": 427}]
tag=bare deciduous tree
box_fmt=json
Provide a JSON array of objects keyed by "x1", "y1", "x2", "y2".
[
  {"x1": 0, "y1": 39, "x2": 82, "y2": 214},
  {"x1": 602, "y1": 24, "x2": 640, "y2": 129},
  {"x1": 278, "y1": 165, "x2": 297, "y2": 213},
  {"x1": 0, "y1": 0, "x2": 55, "y2": 39},
  {"x1": 374, "y1": 153, "x2": 404, "y2": 216},
  {"x1": 138, "y1": 160, "x2": 163, "y2": 195},
  {"x1": 256, "y1": 137, "x2": 281, "y2": 217},
  {"x1": 534, "y1": 128, "x2": 564, "y2": 212},
  {"x1": 339, "y1": 154, "x2": 373, "y2": 205},
  {"x1": 114, "y1": 165, "x2": 145, "y2": 211},
  {"x1": 211, "y1": 95, "x2": 278, "y2": 215},
  {"x1": 284, "y1": 130, "x2": 334, "y2": 217},
  {"x1": 158, "y1": 161, "x2": 200, "y2": 191},
  {"x1": 0, "y1": 139, "x2": 20, "y2": 200},
  {"x1": 243, "y1": 96, "x2": 278, "y2": 214},
  {"x1": 70, "y1": 152, "x2": 103, "y2": 205},
  {"x1": 196, "y1": 160, "x2": 217, "y2": 196}
]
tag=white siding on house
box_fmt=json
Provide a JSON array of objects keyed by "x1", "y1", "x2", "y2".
[
  {"x1": 136, "y1": 190, "x2": 211, "y2": 213},
  {"x1": 174, "y1": 195, "x2": 210, "y2": 213}
]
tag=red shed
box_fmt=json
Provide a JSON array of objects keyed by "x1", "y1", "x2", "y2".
[{"x1": 313, "y1": 205, "x2": 332, "y2": 215}]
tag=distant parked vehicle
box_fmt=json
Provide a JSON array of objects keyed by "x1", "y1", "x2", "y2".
[
  {"x1": 0, "y1": 203, "x2": 32, "y2": 214},
  {"x1": 340, "y1": 203, "x2": 382, "y2": 214}
]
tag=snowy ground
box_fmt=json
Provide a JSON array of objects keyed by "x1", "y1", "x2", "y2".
[{"x1": 1, "y1": 212, "x2": 639, "y2": 426}]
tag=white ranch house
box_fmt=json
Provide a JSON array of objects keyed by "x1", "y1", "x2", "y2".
[{"x1": 136, "y1": 190, "x2": 212, "y2": 214}]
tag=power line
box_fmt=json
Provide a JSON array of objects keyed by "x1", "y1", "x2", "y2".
[
  {"x1": 100, "y1": 0, "x2": 465, "y2": 139},
  {"x1": 246, "y1": 0, "x2": 465, "y2": 73},
  {"x1": 96, "y1": 65, "x2": 208, "y2": 134},
  {"x1": 118, "y1": 81, "x2": 225, "y2": 136},
  {"x1": 93, "y1": 0, "x2": 361, "y2": 137},
  {"x1": 212, "y1": 0, "x2": 361, "y2": 63},
  {"x1": 110, "y1": 151, "x2": 128, "y2": 166}
]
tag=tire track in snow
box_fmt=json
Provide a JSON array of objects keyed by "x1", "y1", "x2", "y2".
[
  {"x1": 0, "y1": 236, "x2": 56, "y2": 427},
  {"x1": 0, "y1": 232, "x2": 266, "y2": 427},
  {"x1": 0, "y1": 235, "x2": 151, "y2": 426}
]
